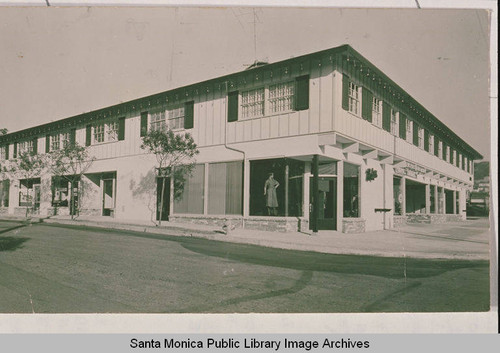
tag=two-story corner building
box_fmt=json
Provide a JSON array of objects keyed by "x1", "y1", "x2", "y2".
[{"x1": 0, "y1": 45, "x2": 483, "y2": 233}]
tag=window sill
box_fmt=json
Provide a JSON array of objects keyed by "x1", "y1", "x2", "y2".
[
  {"x1": 90, "y1": 139, "x2": 120, "y2": 147},
  {"x1": 237, "y1": 109, "x2": 300, "y2": 122}
]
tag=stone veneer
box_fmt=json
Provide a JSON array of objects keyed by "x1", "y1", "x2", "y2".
[
  {"x1": 342, "y1": 218, "x2": 366, "y2": 233},
  {"x1": 169, "y1": 215, "x2": 303, "y2": 233},
  {"x1": 406, "y1": 213, "x2": 464, "y2": 224},
  {"x1": 393, "y1": 216, "x2": 408, "y2": 227},
  {"x1": 0, "y1": 207, "x2": 8, "y2": 215}
]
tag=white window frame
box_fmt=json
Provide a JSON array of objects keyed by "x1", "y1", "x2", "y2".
[
  {"x1": 429, "y1": 134, "x2": 434, "y2": 154},
  {"x1": 418, "y1": 127, "x2": 424, "y2": 149},
  {"x1": 240, "y1": 80, "x2": 296, "y2": 120},
  {"x1": 406, "y1": 119, "x2": 413, "y2": 143},
  {"x1": 18, "y1": 140, "x2": 34, "y2": 155},
  {"x1": 438, "y1": 141, "x2": 443, "y2": 159},
  {"x1": 0, "y1": 146, "x2": 7, "y2": 160},
  {"x1": 149, "y1": 110, "x2": 167, "y2": 132},
  {"x1": 372, "y1": 97, "x2": 382, "y2": 128},
  {"x1": 92, "y1": 119, "x2": 119, "y2": 145},
  {"x1": 268, "y1": 81, "x2": 295, "y2": 115},
  {"x1": 167, "y1": 105, "x2": 185, "y2": 130},
  {"x1": 459, "y1": 153, "x2": 463, "y2": 169},
  {"x1": 348, "y1": 82, "x2": 361, "y2": 116},
  {"x1": 390, "y1": 109, "x2": 399, "y2": 136},
  {"x1": 445, "y1": 146, "x2": 450, "y2": 162},
  {"x1": 452, "y1": 150, "x2": 457, "y2": 165}
]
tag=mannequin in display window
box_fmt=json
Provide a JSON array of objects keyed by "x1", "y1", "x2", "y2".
[{"x1": 264, "y1": 173, "x2": 279, "y2": 216}]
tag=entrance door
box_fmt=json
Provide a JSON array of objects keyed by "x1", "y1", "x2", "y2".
[
  {"x1": 310, "y1": 176, "x2": 337, "y2": 230},
  {"x1": 156, "y1": 177, "x2": 170, "y2": 221},
  {"x1": 33, "y1": 184, "x2": 41, "y2": 213},
  {"x1": 102, "y1": 178, "x2": 115, "y2": 216}
]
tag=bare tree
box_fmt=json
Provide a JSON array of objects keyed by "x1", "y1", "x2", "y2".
[
  {"x1": 47, "y1": 143, "x2": 95, "y2": 219},
  {"x1": 141, "y1": 129, "x2": 199, "y2": 226}
]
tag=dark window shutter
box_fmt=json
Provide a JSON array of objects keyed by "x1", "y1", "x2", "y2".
[
  {"x1": 86, "y1": 125, "x2": 92, "y2": 146},
  {"x1": 32, "y1": 138, "x2": 38, "y2": 155},
  {"x1": 442, "y1": 142, "x2": 447, "y2": 160},
  {"x1": 295, "y1": 75, "x2": 309, "y2": 111},
  {"x1": 434, "y1": 137, "x2": 440, "y2": 156},
  {"x1": 342, "y1": 74, "x2": 349, "y2": 111},
  {"x1": 140, "y1": 112, "x2": 148, "y2": 137},
  {"x1": 46, "y1": 135, "x2": 51, "y2": 153},
  {"x1": 70, "y1": 128, "x2": 76, "y2": 146},
  {"x1": 5, "y1": 144, "x2": 9, "y2": 160},
  {"x1": 184, "y1": 101, "x2": 194, "y2": 129},
  {"x1": 118, "y1": 117, "x2": 126, "y2": 141},
  {"x1": 424, "y1": 130, "x2": 429, "y2": 152},
  {"x1": 399, "y1": 114, "x2": 406, "y2": 139},
  {"x1": 413, "y1": 122, "x2": 419, "y2": 146},
  {"x1": 13, "y1": 142, "x2": 17, "y2": 158},
  {"x1": 361, "y1": 88, "x2": 372, "y2": 122},
  {"x1": 382, "y1": 102, "x2": 391, "y2": 132},
  {"x1": 228, "y1": 91, "x2": 239, "y2": 122}
]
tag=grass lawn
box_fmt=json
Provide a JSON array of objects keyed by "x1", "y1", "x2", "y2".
[{"x1": 0, "y1": 222, "x2": 490, "y2": 313}]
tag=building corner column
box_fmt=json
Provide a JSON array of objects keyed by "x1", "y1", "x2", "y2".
[{"x1": 311, "y1": 154, "x2": 319, "y2": 234}]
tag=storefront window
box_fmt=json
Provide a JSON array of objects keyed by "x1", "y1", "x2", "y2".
[
  {"x1": 174, "y1": 164, "x2": 205, "y2": 214},
  {"x1": 19, "y1": 178, "x2": 41, "y2": 209},
  {"x1": 52, "y1": 176, "x2": 69, "y2": 207},
  {"x1": 430, "y1": 185, "x2": 436, "y2": 213},
  {"x1": 0, "y1": 180, "x2": 9, "y2": 207},
  {"x1": 343, "y1": 163, "x2": 359, "y2": 217},
  {"x1": 208, "y1": 161, "x2": 243, "y2": 215},
  {"x1": 393, "y1": 176, "x2": 403, "y2": 215},
  {"x1": 249, "y1": 158, "x2": 304, "y2": 217}
]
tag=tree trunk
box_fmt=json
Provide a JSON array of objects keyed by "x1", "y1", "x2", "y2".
[
  {"x1": 159, "y1": 176, "x2": 166, "y2": 226},
  {"x1": 70, "y1": 180, "x2": 74, "y2": 220}
]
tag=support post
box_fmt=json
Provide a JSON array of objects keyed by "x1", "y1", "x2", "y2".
[
  {"x1": 401, "y1": 177, "x2": 406, "y2": 215},
  {"x1": 425, "y1": 184, "x2": 431, "y2": 214},
  {"x1": 434, "y1": 185, "x2": 438, "y2": 214},
  {"x1": 284, "y1": 162, "x2": 289, "y2": 217},
  {"x1": 453, "y1": 190, "x2": 457, "y2": 214},
  {"x1": 311, "y1": 154, "x2": 319, "y2": 234}
]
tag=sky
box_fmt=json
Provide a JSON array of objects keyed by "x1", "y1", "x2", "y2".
[{"x1": 0, "y1": 6, "x2": 492, "y2": 160}]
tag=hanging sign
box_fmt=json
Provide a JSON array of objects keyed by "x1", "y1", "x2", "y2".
[{"x1": 394, "y1": 161, "x2": 426, "y2": 178}]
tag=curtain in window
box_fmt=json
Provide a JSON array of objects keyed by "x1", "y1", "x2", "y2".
[
  {"x1": 208, "y1": 161, "x2": 243, "y2": 215},
  {"x1": 174, "y1": 164, "x2": 204, "y2": 214}
]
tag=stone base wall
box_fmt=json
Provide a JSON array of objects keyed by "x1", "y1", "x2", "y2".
[
  {"x1": 47, "y1": 207, "x2": 70, "y2": 217},
  {"x1": 170, "y1": 215, "x2": 301, "y2": 233},
  {"x1": 298, "y1": 217, "x2": 309, "y2": 233},
  {"x1": 13, "y1": 207, "x2": 39, "y2": 217},
  {"x1": 169, "y1": 215, "x2": 244, "y2": 229},
  {"x1": 342, "y1": 218, "x2": 366, "y2": 233},
  {"x1": 406, "y1": 213, "x2": 464, "y2": 224},
  {"x1": 79, "y1": 208, "x2": 102, "y2": 217},
  {"x1": 0, "y1": 207, "x2": 8, "y2": 215},
  {"x1": 393, "y1": 216, "x2": 407, "y2": 227}
]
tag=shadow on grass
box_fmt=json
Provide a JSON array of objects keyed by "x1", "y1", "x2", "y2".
[{"x1": 0, "y1": 237, "x2": 30, "y2": 252}]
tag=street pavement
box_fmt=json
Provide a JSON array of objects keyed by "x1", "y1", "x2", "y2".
[{"x1": 31, "y1": 215, "x2": 493, "y2": 260}]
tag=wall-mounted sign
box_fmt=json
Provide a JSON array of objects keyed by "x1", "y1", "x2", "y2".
[{"x1": 394, "y1": 161, "x2": 426, "y2": 178}]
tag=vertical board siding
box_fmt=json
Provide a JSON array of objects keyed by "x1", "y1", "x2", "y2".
[
  {"x1": 308, "y1": 64, "x2": 320, "y2": 133},
  {"x1": 319, "y1": 63, "x2": 333, "y2": 132},
  {"x1": 289, "y1": 112, "x2": 299, "y2": 136}
]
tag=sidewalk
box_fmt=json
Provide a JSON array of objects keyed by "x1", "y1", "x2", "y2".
[{"x1": 3, "y1": 214, "x2": 491, "y2": 260}]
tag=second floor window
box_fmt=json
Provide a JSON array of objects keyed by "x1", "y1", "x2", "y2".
[
  {"x1": 50, "y1": 134, "x2": 60, "y2": 151},
  {"x1": 418, "y1": 127, "x2": 424, "y2": 149},
  {"x1": 429, "y1": 134, "x2": 434, "y2": 153},
  {"x1": 93, "y1": 123, "x2": 105, "y2": 144},
  {"x1": 390, "y1": 109, "x2": 399, "y2": 136},
  {"x1": 372, "y1": 97, "x2": 382, "y2": 127},
  {"x1": 406, "y1": 119, "x2": 413, "y2": 143},
  {"x1": 167, "y1": 106, "x2": 185, "y2": 130},
  {"x1": 438, "y1": 141, "x2": 443, "y2": 159},
  {"x1": 150, "y1": 111, "x2": 167, "y2": 132},
  {"x1": 348, "y1": 82, "x2": 361, "y2": 115},
  {"x1": 445, "y1": 146, "x2": 450, "y2": 162},
  {"x1": 0, "y1": 146, "x2": 7, "y2": 160},
  {"x1": 241, "y1": 87, "x2": 265, "y2": 119},
  {"x1": 268, "y1": 81, "x2": 295, "y2": 114},
  {"x1": 19, "y1": 140, "x2": 34, "y2": 155}
]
